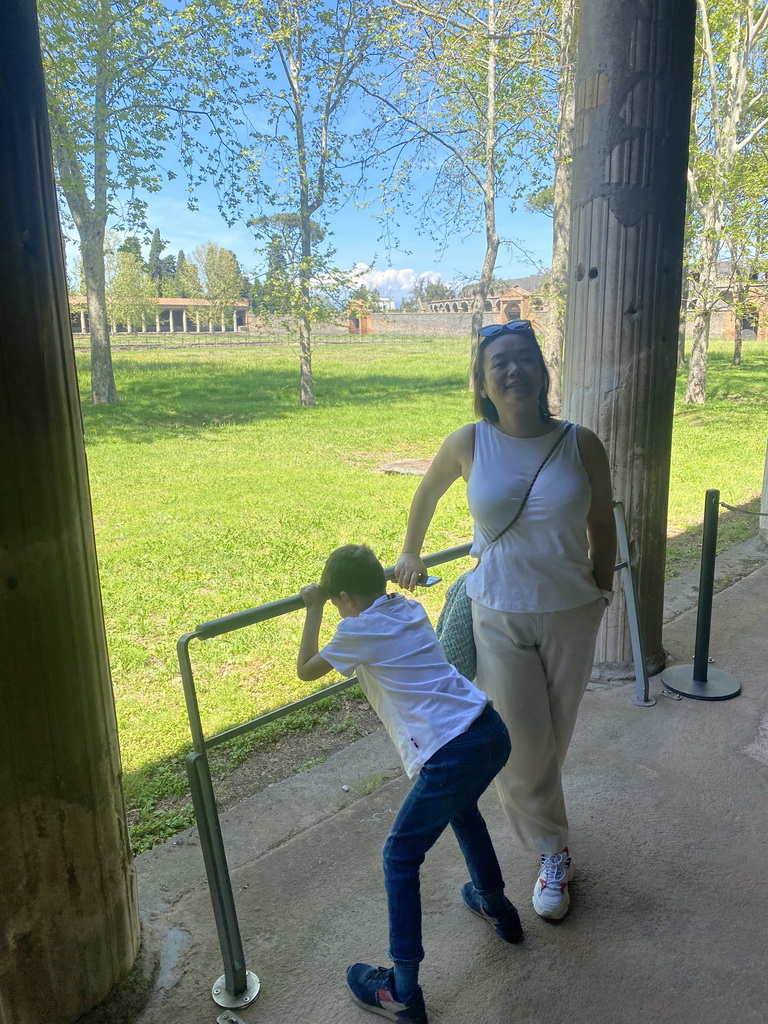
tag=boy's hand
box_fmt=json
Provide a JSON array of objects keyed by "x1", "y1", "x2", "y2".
[
  {"x1": 297, "y1": 584, "x2": 333, "y2": 682},
  {"x1": 301, "y1": 583, "x2": 328, "y2": 610}
]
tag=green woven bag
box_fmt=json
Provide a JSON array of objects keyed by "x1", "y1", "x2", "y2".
[{"x1": 435, "y1": 569, "x2": 477, "y2": 682}]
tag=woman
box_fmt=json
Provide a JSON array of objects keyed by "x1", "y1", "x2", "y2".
[{"x1": 395, "y1": 319, "x2": 616, "y2": 921}]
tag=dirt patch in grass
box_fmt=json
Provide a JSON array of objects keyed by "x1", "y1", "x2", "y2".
[
  {"x1": 153, "y1": 694, "x2": 384, "y2": 821},
  {"x1": 214, "y1": 696, "x2": 384, "y2": 810}
]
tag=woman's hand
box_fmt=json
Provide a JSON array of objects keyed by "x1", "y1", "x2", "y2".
[{"x1": 395, "y1": 553, "x2": 428, "y2": 592}]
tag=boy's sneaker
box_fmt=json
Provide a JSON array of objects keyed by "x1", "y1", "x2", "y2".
[
  {"x1": 346, "y1": 963, "x2": 428, "y2": 1023},
  {"x1": 532, "y1": 848, "x2": 573, "y2": 920},
  {"x1": 461, "y1": 882, "x2": 524, "y2": 943}
]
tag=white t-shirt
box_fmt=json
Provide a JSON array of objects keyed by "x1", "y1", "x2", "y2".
[{"x1": 321, "y1": 593, "x2": 487, "y2": 778}]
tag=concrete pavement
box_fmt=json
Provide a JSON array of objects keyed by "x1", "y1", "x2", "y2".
[{"x1": 134, "y1": 538, "x2": 768, "y2": 1024}]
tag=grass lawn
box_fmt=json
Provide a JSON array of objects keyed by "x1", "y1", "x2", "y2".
[{"x1": 77, "y1": 338, "x2": 768, "y2": 851}]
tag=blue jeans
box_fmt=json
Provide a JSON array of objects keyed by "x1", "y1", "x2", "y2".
[{"x1": 383, "y1": 703, "x2": 511, "y2": 966}]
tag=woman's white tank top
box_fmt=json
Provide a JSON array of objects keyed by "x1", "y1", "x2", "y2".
[{"x1": 465, "y1": 419, "x2": 601, "y2": 613}]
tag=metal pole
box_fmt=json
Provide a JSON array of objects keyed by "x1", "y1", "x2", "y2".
[
  {"x1": 613, "y1": 503, "x2": 654, "y2": 707},
  {"x1": 661, "y1": 490, "x2": 741, "y2": 701},
  {"x1": 692, "y1": 489, "x2": 719, "y2": 682},
  {"x1": 178, "y1": 633, "x2": 260, "y2": 1008},
  {"x1": 186, "y1": 753, "x2": 260, "y2": 1009}
]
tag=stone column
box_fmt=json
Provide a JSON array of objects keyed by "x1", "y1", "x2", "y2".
[
  {"x1": 562, "y1": 0, "x2": 697, "y2": 675},
  {"x1": 0, "y1": 4, "x2": 148, "y2": 1022},
  {"x1": 183, "y1": 309, "x2": 188, "y2": 333}
]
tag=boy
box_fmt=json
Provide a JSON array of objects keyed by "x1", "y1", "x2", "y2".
[{"x1": 297, "y1": 544, "x2": 522, "y2": 1024}]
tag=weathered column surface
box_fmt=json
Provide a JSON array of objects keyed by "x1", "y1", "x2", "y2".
[
  {"x1": 0, "y1": 3, "x2": 143, "y2": 1022},
  {"x1": 562, "y1": 0, "x2": 697, "y2": 675}
]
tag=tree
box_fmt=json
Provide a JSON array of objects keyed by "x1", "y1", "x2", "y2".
[
  {"x1": 684, "y1": 0, "x2": 768, "y2": 403},
  {"x1": 240, "y1": 0, "x2": 386, "y2": 406},
  {"x1": 363, "y1": 0, "x2": 557, "y2": 364},
  {"x1": 414, "y1": 279, "x2": 455, "y2": 304},
  {"x1": 104, "y1": 237, "x2": 157, "y2": 330},
  {"x1": 347, "y1": 284, "x2": 383, "y2": 314},
  {"x1": 250, "y1": 213, "x2": 327, "y2": 315},
  {"x1": 720, "y1": 150, "x2": 768, "y2": 364},
  {"x1": 146, "y1": 229, "x2": 178, "y2": 296},
  {"x1": 538, "y1": 0, "x2": 577, "y2": 414},
  {"x1": 117, "y1": 234, "x2": 145, "y2": 267},
  {"x1": 174, "y1": 249, "x2": 203, "y2": 300},
  {"x1": 458, "y1": 276, "x2": 508, "y2": 299},
  {"x1": 192, "y1": 242, "x2": 243, "y2": 328},
  {"x1": 39, "y1": 0, "x2": 245, "y2": 403},
  {"x1": 147, "y1": 228, "x2": 165, "y2": 296}
]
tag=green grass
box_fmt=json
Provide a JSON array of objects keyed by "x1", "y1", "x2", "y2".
[
  {"x1": 77, "y1": 338, "x2": 768, "y2": 851},
  {"x1": 666, "y1": 342, "x2": 768, "y2": 576}
]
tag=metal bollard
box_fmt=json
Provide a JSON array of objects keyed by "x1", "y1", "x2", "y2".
[{"x1": 661, "y1": 489, "x2": 740, "y2": 700}]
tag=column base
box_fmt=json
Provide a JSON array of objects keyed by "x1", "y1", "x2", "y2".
[
  {"x1": 591, "y1": 647, "x2": 666, "y2": 686},
  {"x1": 75, "y1": 923, "x2": 160, "y2": 1024}
]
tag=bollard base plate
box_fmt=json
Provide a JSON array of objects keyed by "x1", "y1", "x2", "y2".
[
  {"x1": 628, "y1": 695, "x2": 656, "y2": 707},
  {"x1": 212, "y1": 971, "x2": 260, "y2": 1008},
  {"x1": 660, "y1": 665, "x2": 740, "y2": 701}
]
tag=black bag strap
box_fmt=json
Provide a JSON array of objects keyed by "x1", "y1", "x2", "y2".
[{"x1": 488, "y1": 422, "x2": 573, "y2": 547}]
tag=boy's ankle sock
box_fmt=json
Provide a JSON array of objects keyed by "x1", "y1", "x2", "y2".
[
  {"x1": 481, "y1": 889, "x2": 509, "y2": 916},
  {"x1": 392, "y1": 964, "x2": 419, "y2": 1002}
]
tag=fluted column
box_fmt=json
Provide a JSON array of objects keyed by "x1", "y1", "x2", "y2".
[
  {"x1": 562, "y1": 0, "x2": 696, "y2": 674},
  {"x1": 0, "y1": 3, "x2": 142, "y2": 1022}
]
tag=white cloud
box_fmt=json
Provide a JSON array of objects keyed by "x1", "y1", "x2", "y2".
[{"x1": 351, "y1": 264, "x2": 443, "y2": 300}]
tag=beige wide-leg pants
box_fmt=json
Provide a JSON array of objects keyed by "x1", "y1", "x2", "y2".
[{"x1": 471, "y1": 597, "x2": 605, "y2": 855}]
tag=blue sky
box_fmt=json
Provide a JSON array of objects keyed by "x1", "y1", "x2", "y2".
[{"x1": 121, "y1": 171, "x2": 554, "y2": 303}]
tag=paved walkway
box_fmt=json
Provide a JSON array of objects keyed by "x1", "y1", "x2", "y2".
[{"x1": 135, "y1": 539, "x2": 768, "y2": 1024}]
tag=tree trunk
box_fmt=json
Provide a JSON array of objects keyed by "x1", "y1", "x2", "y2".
[
  {"x1": 0, "y1": 4, "x2": 147, "y2": 1022},
  {"x1": 80, "y1": 219, "x2": 118, "y2": 405},
  {"x1": 541, "y1": 0, "x2": 578, "y2": 415},
  {"x1": 298, "y1": 309, "x2": 315, "y2": 407},
  {"x1": 731, "y1": 277, "x2": 749, "y2": 366},
  {"x1": 685, "y1": 307, "x2": 711, "y2": 402},
  {"x1": 299, "y1": 208, "x2": 316, "y2": 408},
  {"x1": 469, "y1": 2, "x2": 500, "y2": 378},
  {"x1": 678, "y1": 273, "x2": 688, "y2": 367},
  {"x1": 563, "y1": 0, "x2": 697, "y2": 676},
  {"x1": 471, "y1": 230, "x2": 500, "y2": 370},
  {"x1": 733, "y1": 326, "x2": 743, "y2": 365},
  {"x1": 46, "y1": 0, "x2": 119, "y2": 406},
  {"x1": 685, "y1": 200, "x2": 722, "y2": 403}
]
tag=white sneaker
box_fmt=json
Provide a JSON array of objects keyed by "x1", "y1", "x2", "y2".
[{"x1": 532, "y1": 849, "x2": 573, "y2": 920}]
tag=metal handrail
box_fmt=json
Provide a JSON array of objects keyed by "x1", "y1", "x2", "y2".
[
  {"x1": 176, "y1": 543, "x2": 474, "y2": 1008},
  {"x1": 176, "y1": 507, "x2": 650, "y2": 1008}
]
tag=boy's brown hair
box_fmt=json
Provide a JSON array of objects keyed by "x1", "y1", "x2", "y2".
[{"x1": 320, "y1": 544, "x2": 387, "y2": 599}]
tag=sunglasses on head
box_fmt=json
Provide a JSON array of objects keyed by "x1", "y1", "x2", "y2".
[{"x1": 478, "y1": 319, "x2": 533, "y2": 338}]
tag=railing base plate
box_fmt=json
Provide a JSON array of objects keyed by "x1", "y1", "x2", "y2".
[{"x1": 212, "y1": 971, "x2": 260, "y2": 1008}]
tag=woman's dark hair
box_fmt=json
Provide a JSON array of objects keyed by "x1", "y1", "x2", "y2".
[
  {"x1": 320, "y1": 543, "x2": 387, "y2": 599},
  {"x1": 472, "y1": 327, "x2": 552, "y2": 424}
]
